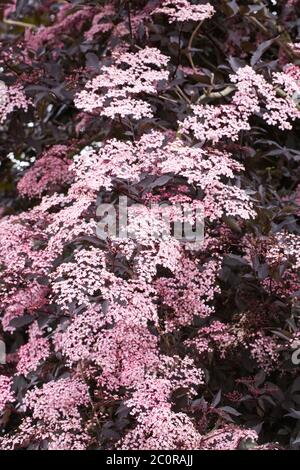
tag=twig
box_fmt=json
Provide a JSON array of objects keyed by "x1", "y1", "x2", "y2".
[
  {"x1": 126, "y1": 0, "x2": 133, "y2": 43},
  {"x1": 3, "y1": 18, "x2": 35, "y2": 29},
  {"x1": 173, "y1": 23, "x2": 184, "y2": 78},
  {"x1": 187, "y1": 21, "x2": 203, "y2": 73},
  {"x1": 175, "y1": 85, "x2": 191, "y2": 104},
  {"x1": 275, "y1": 87, "x2": 300, "y2": 111},
  {"x1": 79, "y1": 362, "x2": 101, "y2": 427},
  {"x1": 160, "y1": 95, "x2": 178, "y2": 104},
  {"x1": 197, "y1": 85, "x2": 236, "y2": 103}
]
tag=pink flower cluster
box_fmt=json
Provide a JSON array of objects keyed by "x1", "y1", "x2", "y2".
[
  {"x1": 71, "y1": 130, "x2": 254, "y2": 221},
  {"x1": 24, "y1": 377, "x2": 89, "y2": 425},
  {"x1": 84, "y1": 5, "x2": 115, "y2": 41},
  {"x1": 153, "y1": 0, "x2": 215, "y2": 23},
  {"x1": 181, "y1": 66, "x2": 300, "y2": 143},
  {"x1": 200, "y1": 425, "x2": 258, "y2": 450},
  {"x1": 16, "y1": 322, "x2": 50, "y2": 376},
  {"x1": 0, "y1": 376, "x2": 14, "y2": 413},
  {"x1": 0, "y1": 82, "x2": 29, "y2": 124},
  {"x1": 0, "y1": 378, "x2": 91, "y2": 450},
  {"x1": 24, "y1": 4, "x2": 96, "y2": 52},
  {"x1": 266, "y1": 232, "x2": 300, "y2": 270},
  {"x1": 0, "y1": 44, "x2": 275, "y2": 449},
  {"x1": 17, "y1": 145, "x2": 73, "y2": 199},
  {"x1": 74, "y1": 48, "x2": 169, "y2": 119}
]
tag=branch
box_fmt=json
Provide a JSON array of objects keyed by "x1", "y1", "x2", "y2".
[
  {"x1": 3, "y1": 18, "x2": 35, "y2": 29},
  {"x1": 197, "y1": 85, "x2": 236, "y2": 103},
  {"x1": 126, "y1": 0, "x2": 133, "y2": 42},
  {"x1": 187, "y1": 21, "x2": 203, "y2": 73}
]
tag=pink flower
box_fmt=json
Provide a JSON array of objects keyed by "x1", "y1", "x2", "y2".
[
  {"x1": 153, "y1": 0, "x2": 215, "y2": 23},
  {"x1": 200, "y1": 425, "x2": 258, "y2": 450},
  {"x1": 181, "y1": 66, "x2": 300, "y2": 143},
  {"x1": 16, "y1": 322, "x2": 50, "y2": 376},
  {"x1": 0, "y1": 82, "x2": 29, "y2": 124},
  {"x1": 18, "y1": 145, "x2": 73, "y2": 199},
  {"x1": 0, "y1": 376, "x2": 14, "y2": 412},
  {"x1": 75, "y1": 48, "x2": 169, "y2": 120},
  {"x1": 24, "y1": 377, "x2": 89, "y2": 426}
]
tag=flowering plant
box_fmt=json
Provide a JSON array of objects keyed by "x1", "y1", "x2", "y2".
[{"x1": 0, "y1": 0, "x2": 300, "y2": 451}]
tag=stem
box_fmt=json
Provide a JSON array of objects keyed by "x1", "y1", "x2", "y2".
[
  {"x1": 79, "y1": 362, "x2": 101, "y2": 427},
  {"x1": 187, "y1": 21, "x2": 203, "y2": 72},
  {"x1": 173, "y1": 23, "x2": 184, "y2": 78},
  {"x1": 3, "y1": 18, "x2": 35, "y2": 28},
  {"x1": 160, "y1": 95, "x2": 178, "y2": 104},
  {"x1": 126, "y1": 0, "x2": 133, "y2": 43},
  {"x1": 175, "y1": 85, "x2": 191, "y2": 104},
  {"x1": 197, "y1": 85, "x2": 236, "y2": 103},
  {"x1": 275, "y1": 87, "x2": 300, "y2": 111}
]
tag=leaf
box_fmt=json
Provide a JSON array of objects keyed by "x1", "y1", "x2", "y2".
[
  {"x1": 85, "y1": 53, "x2": 100, "y2": 71},
  {"x1": 224, "y1": 254, "x2": 249, "y2": 268},
  {"x1": 220, "y1": 406, "x2": 241, "y2": 416},
  {"x1": 270, "y1": 329, "x2": 292, "y2": 341},
  {"x1": 285, "y1": 408, "x2": 300, "y2": 419},
  {"x1": 251, "y1": 39, "x2": 275, "y2": 66},
  {"x1": 257, "y1": 263, "x2": 269, "y2": 280},
  {"x1": 211, "y1": 389, "x2": 222, "y2": 408},
  {"x1": 254, "y1": 370, "x2": 266, "y2": 387},
  {"x1": 291, "y1": 377, "x2": 300, "y2": 394},
  {"x1": 149, "y1": 175, "x2": 173, "y2": 189},
  {"x1": 223, "y1": 216, "x2": 242, "y2": 233},
  {"x1": 227, "y1": 0, "x2": 239, "y2": 16},
  {"x1": 228, "y1": 56, "x2": 246, "y2": 72},
  {"x1": 292, "y1": 432, "x2": 300, "y2": 445},
  {"x1": 238, "y1": 438, "x2": 258, "y2": 450},
  {"x1": 115, "y1": 404, "x2": 130, "y2": 418},
  {"x1": 9, "y1": 315, "x2": 34, "y2": 329}
]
